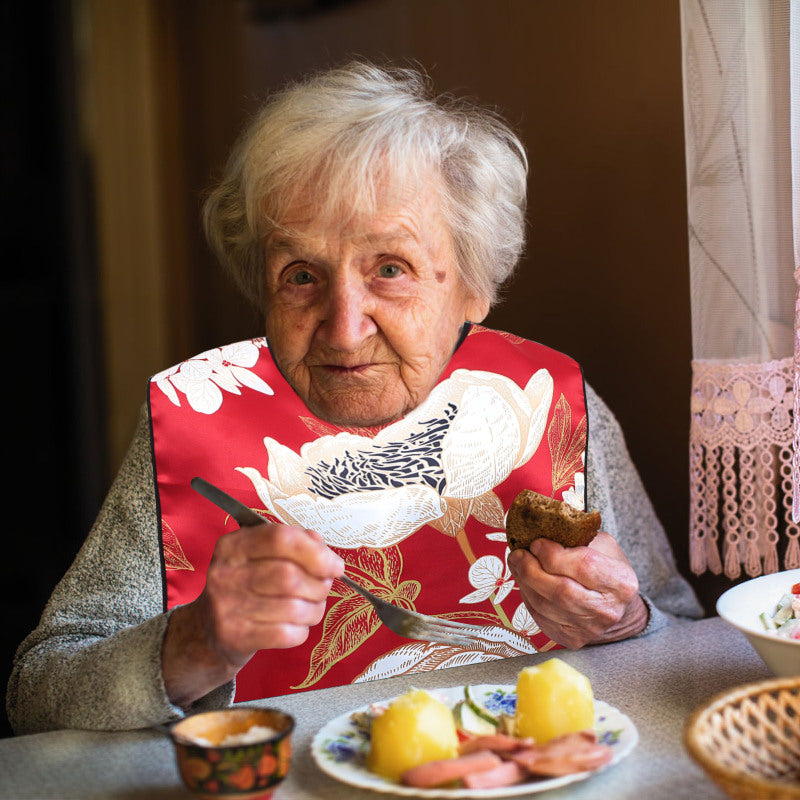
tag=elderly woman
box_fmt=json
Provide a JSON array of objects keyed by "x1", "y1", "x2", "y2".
[{"x1": 7, "y1": 62, "x2": 701, "y2": 734}]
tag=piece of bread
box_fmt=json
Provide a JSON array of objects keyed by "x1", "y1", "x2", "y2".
[{"x1": 506, "y1": 490, "x2": 601, "y2": 550}]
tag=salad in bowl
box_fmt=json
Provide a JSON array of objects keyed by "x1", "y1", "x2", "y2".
[
  {"x1": 717, "y1": 568, "x2": 800, "y2": 676},
  {"x1": 759, "y1": 581, "x2": 800, "y2": 639}
]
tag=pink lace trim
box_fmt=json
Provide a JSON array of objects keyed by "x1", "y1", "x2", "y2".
[
  {"x1": 794, "y1": 265, "x2": 800, "y2": 524},
  {"x1": 690, "y1": 357, "x2": 799, "y2": 578}
]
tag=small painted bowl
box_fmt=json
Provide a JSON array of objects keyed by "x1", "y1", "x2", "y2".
[{"x1": 169, "y1": 707, "x2": 294, "y2": 800}]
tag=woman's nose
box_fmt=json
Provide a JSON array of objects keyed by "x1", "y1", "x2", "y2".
[{"x1": 321, "y1": 276, "x2": 377, "y2": 351}]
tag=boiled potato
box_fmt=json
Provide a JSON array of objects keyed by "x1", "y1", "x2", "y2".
[
  {"x1": 514, "y1": 658, "x2": 594, "y2": 742},
  {"x1": 367, "y1": 689, "x2": 459, "y2": 781}
]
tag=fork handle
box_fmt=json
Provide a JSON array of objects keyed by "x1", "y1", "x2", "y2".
[{"x1": 191, "y1": 477, "x2": 267, "y2": 528}]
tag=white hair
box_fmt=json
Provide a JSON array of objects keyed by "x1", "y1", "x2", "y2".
[{"x1": 203, "y1": 61, "x2": 528, "y2": 308}]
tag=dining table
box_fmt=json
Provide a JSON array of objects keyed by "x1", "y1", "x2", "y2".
[{"x1": 0, "y1": 615, "x2": 772, "y2": 800}]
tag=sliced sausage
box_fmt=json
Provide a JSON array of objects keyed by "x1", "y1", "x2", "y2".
[
  {"x1": 510, "y1": 731, "x2": 612, "y2": 777},
  {"x1": 400, "y1": 750, "x2": 502, "y2": 788},
  {"x1": 513, "y1": 745, "x2": 612, "y2": 777},
  {"x1": 462, "y1": 760, "x2": 529, "y2": 789}
]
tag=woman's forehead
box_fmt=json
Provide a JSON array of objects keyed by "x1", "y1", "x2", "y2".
[
  {"x1": 273, "y1": 156, "x2": 440, "y2": 219},
  {"x1": 270, "y1": 177, "x2": 447, "y2": 250}
]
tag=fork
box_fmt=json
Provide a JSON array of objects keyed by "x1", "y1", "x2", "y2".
[{"x1": 190, "y1": 477, "x2": 487, "y2": 649}]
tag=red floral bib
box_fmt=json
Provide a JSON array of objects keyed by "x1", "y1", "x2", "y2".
[{"x1": 149, "y1": 325, "x2": 586, "y2": 701}]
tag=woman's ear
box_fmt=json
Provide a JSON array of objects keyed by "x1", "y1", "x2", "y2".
[{"x1": 466, "y1": 294, "x2": 491, "y2": 324}]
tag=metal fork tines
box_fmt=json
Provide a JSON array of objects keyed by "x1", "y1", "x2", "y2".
[
  {"x1": 339, "y1": 575, "x2": 486, "y2": 648},
  {"x1": 190, "y1": 477, "x2": 487, "y2": 649}
]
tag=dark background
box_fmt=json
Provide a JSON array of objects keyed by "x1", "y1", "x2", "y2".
[{"x1": 2, "y1": 0, "x2": 107, "y2": 740}]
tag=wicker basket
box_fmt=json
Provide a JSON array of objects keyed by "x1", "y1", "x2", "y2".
[{"x1": 685, "y1": 676, "x2": 800, "y2": 800}]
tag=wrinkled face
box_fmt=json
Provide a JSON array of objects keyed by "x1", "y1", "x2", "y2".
[{"x1": 263, "y1": 181, "x2": 489, "y2": 427}]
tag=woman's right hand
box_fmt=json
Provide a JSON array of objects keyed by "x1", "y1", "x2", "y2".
[{"x1": 161, "y1": 522, "x2": 344, "y2": 707}]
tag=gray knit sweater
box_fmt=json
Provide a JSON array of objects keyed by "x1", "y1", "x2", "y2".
[{"x1": 6, "y1": 385, "x2": 703, "y2": 734}]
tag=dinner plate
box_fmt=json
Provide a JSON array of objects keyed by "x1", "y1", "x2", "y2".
[{"x1": 311, "y1": 684, "x2": 638, "y2": 798}]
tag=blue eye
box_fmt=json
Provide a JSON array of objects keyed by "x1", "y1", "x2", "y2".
[
  {"x1": 288, "y1": 269, "x2": 315, "y2": 285},
  {"x1": 378, "y1": 263, "x2": 402, "y2": 278}
]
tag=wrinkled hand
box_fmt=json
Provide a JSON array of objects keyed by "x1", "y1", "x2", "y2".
[
  {"x1": 163, "y1": 522, "x2": 344, "y2": 706},
  {"x1": 507, "y1": 532, "x2": 648, "y2": 649}
]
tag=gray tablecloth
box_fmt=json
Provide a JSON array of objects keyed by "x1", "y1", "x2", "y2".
[{"x1": 0, "y1": 616, "x2": 772, "y2": 800}]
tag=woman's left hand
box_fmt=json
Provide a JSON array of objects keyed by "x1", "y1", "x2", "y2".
[{"x1": 507, "y1": 532, "x2": 649, "y2": 648}]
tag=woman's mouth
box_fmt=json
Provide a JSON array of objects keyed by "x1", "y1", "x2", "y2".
[{"x1": 326, "y1": 363, "x2": 371, "y2": 372}]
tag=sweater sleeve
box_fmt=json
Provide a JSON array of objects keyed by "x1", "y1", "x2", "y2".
[
  {"x1": 584, "y1": 384, "x2": 704, "y2": 634},
  {"x1": 6, "y1": 405, "x2": 234, "y2": 735}
]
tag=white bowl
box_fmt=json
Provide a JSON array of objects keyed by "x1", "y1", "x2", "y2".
[{"x1": 717, "y1": 568, "x2": 800, "y2": 677}]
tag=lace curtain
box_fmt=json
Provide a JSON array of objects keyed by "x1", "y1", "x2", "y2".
[{"x1": 680, "y1": 0, "x2": 800, "y2": 579}]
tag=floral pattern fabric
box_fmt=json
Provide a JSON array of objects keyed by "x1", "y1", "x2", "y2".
[{"x1": 149, "y1": 326, "x2": 587, "y2": 701}]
